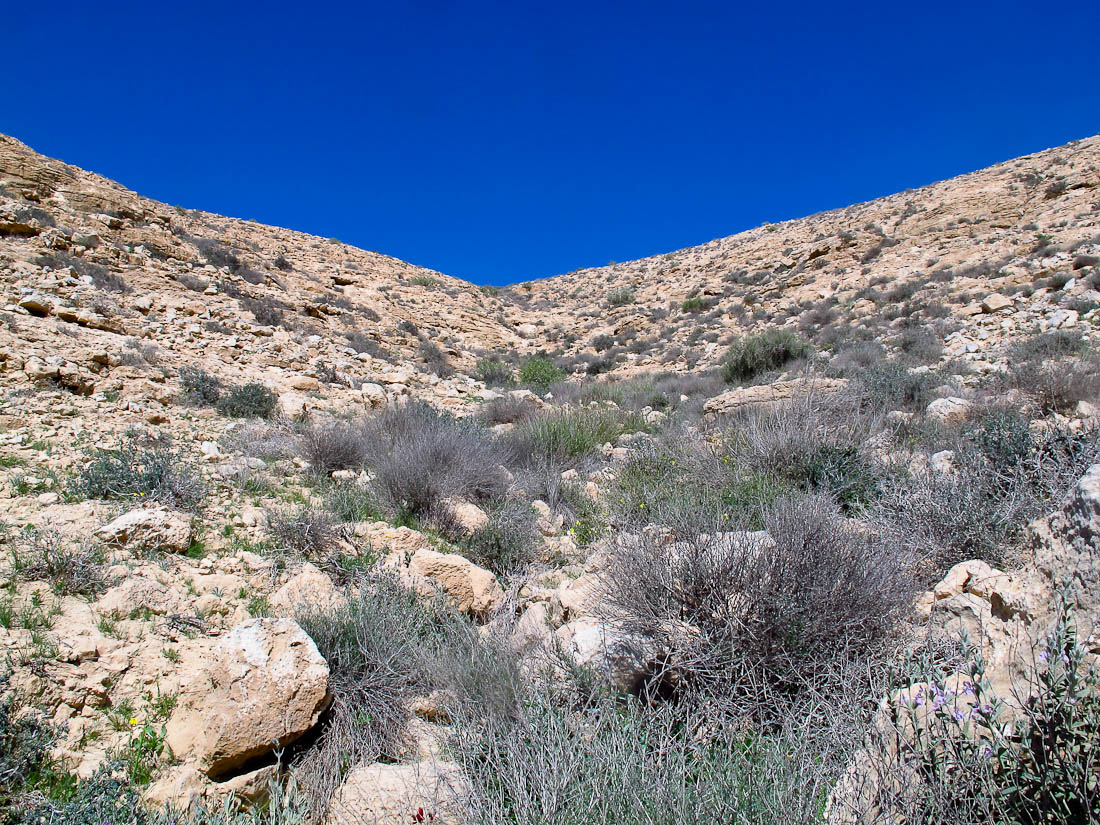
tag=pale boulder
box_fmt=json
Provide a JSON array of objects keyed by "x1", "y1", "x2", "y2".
[
  {"x1": 703, "y1": 377, "x2": 847, "y2": 418},
  {"x1": 408, "y1": 547, "x2": 503, "y2": 617},
  {"x1": 165, "y1": 618, "x2": 330, "y2": 778},
  {"x1": 980, "y1": 293, "x2": 1012, "y2": 313},
  {"x1": 925, "y1": 396, "x2": 972, "y2": 424},
  {"x1": 93, "y1": 507, "x2": 192, "y2": 554},
  {"x1": 325, "y1": 759, "x2": 468, "y2": 825},
  {"x1": 278, "y1": 391, "x2": 310, "y2": 420},
  {"x1": 269, "y1": 563, "x2": 344, "y2": 615},
  {"x1": 443, "y1": 499, "x2": 490, "y2": 536}
]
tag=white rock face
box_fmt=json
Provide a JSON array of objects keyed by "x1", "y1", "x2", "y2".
[{"x1": 165, "y1": 618, "x2": 330, "y2": 779}]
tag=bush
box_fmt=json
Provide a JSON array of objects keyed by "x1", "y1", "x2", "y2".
[
  {"x1": 220, "y1": 421, "x2": 300, "y2": 460},
  {"x1": 598, "y1": 492, "x2": 913, "y2": 713},
  {"x1": 361, "y1": 401, "x2": 509, "y2": 521},
  {"x1": 1010, "y1": 330, "x2": 1087, "y2": 362},
  {"x1": 266, "y1": 507, "x2": 338, "y2": 559},
  {"x1": 194, "y1": 238, "x2": 241, "y2": 271},
  {"x1": 73, "y1": 438, "x2": 205, "y2": 510},
  {"x1": 507, "y1": 407, "x2": 648, "y2": 468},
  {"x1": 241, "y1": 296, "x2": 287, "y2": 328},
  {"x1": 896, "y1": 327, "x2": 943, "y2": 364},
  {"x1": 477, "y1": 357, "x2": 514, "y2": 386},
  {"x1": 215, "y1": 383, "x2": 277, "y2": 419},
  {"x1": 301, "y1": 420, "x2": 368, "y2": 476},
  {"x1": 871, "y1": 421, "x2": 1100, "y2": 574},
  {"x1": 1016, "y1": 357, "x2": 1100, "y2": 415},
  {"x1": 0, "y1": 682, "x2": 71, "y2": 816},
  {"x1": 731, "y1": 394, "x2": 881, "y2": 508},
  {"x1": 857, "y1": 361, "x2": 937, "y2": 412},
  {"x1": 681, "y1": 296, "x2": 714, "y2": 313},
  {"x1": 323, "y1": 481, "x2": 381, "y2": 523},
  {"x1": 480, "y1": 395, "x2": 539, "y2": 426},
  {"x1": 453, "y1": 687, "x2": 848, "y2": 825},
  {"x1": 9, "y1": 530, "x2": 106, "y2": 597},
  {"x1": 518, "y1": 356, "x2": 566, "y2": 391},
  {"x1": 876, "y1": 602, "x2": 1100, "y2": 824},
  {"x1": 294, "y1": 573, "x2": 519, "y2": 817},
  {"x1": 606, "y1": 287, "x2": 635, "y2": 307},
  {"x1": 418, "y1": 339, "x2": 454, "y2": 377},
  {"x1": 178, "y1": 366, "x2": 222, "y2": 406},
  {"x1": 37, "y1": 251, "x2": 130, "y2": 294},
  {"x1": 721, "y1": 329, "x2": 813, "y2": 383},
  {"x1": 591, "y1": 334, "x2": 614, "y2": 352},
  {"x1": 463, "y1": 498, "x2": 539, "y2": 576}
]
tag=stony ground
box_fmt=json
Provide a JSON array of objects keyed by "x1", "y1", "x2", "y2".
[{"x1": 1, "y1": 132, "x2": 1100, "y2": 824}]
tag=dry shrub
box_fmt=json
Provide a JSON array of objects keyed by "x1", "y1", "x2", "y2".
[
  {"x1": 301, "y1": 420, "x2": 368, "y2": 476},
  {"x1": 363, "y1": 401, "x2": 509, "y2": 521},
  {"x1": 598, "y1": 492, "x2": 913, "y2": 716}
]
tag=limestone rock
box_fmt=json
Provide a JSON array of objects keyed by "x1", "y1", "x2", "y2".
[
  {"x1": 165, "y1": 618, "x2": 330, "y2": 779},
  {"x1": 269, "y1": 563, "x2": 344, "y2": 615},
  {"x1": 93, "y1": 507, "x2": 192, "y2": 554},
  {"x1": 443, "y1": 499, "x2": 490, "y2": 537},
  {"x1": 925, "y1": 396, "x2": 972, "y2": 424},
  {"x1": 703, "y1": 377, "x2": 848, "y2": 418},
  {"x1": 325, "y1": 759, "x2": 469, "y2": 825},
  {"x1": 407, "y1": 547, "x2": 503, "y2": 617},
  {"x1": 980, "y1": 293, "x2": 1012, "y2": 313}
]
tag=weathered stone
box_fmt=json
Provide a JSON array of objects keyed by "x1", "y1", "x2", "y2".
[
  {"x1": 165, "y1": 618, "x2": 329, "y2": 779},
  {"x1": 408, "y1": 547, "x2": 503, "y2": 617},
  {"x1": 325, "y1": 760, "x2": 469, "y2": 825},
  {"x1": 93, "y1": 507, "x2": 192, "y2": 554},
  {"x1": 704, "y1": 377, "x2": 848, "y2": 417}
]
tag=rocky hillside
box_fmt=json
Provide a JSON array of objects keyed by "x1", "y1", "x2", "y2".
[
  {"x1": 1, "y1": 132, "x2": 1100, "y2": 825},
  {"x1": 507, "y1": 133, "x2": 1100, "y2": 376}
]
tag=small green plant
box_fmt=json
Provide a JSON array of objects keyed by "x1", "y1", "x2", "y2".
[
  {"x1": 888, "y1": 601, "x2": 1100, "y2": 822},
  {"x1": 9, "y1": 530, "x2": 106, "y2": 597},
  {"x1": 462, "y1": 499, "x2": 539, "y2": 576},
  {"x1": 508, "y1": 407, "x2": 649, "y2": 466},
  {"x1": 178, "y1": 366, "x2": 223, "y2": 406},
  {"x1": 409, "y1": 274, "x2": 439, "y2": 287},
  {"x1": 476, "y1": 357, "x2": 514, "y2": 386},
  {"x1": 720, "y1": 328, "x2": 813, "y2": 383},
  {"x1": 72, "y1": 437, "x2": 205, "y2": 510},
  {"x1": 215, "y1": 382, "x2": 277, "y2": 419},
  {"x1": 518, "y1": 356, "x2": 566, "y2": 391},
  {"x1": 606, "y1": 287, "x2": 636, "y2": 307},
  {"x1": 681, "y1": 296, "x2": 715, "y2": 313}
]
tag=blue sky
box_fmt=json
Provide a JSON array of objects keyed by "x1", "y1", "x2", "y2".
[{"x1": 7, "y1": 1, "x2": 1099, "y2": 285}]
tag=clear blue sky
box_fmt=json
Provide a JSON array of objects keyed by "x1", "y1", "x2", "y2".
[{"x1": 7, "y1": 1, "x2": 1099, "y2": 285}]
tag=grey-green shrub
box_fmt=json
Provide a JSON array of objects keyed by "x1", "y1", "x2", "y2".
[
  {"x1": 721, "y1": 329, "x2": 813, "y2": 383},
  {"x1": 215, "y1": 382, "x2": 277, "y2": 419},
  {"x1": 507, "y1": 407, "x2": 648, "y2": 468},
  {"x1": 73, "y1": 438, "x2": 206, "y2": 510}
]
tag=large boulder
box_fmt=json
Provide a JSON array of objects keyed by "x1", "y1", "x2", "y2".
[
  {"x1": 925, "y1": 396, "x2": 973, "y2": 424},
  {"x1": 443, "y1": 499, "x2": 490, "y2": 537},
  {"x1": 1031, "y1": 463, "x2": 1100, "y2": 617},
  {"x1": 165, "y1": 618, "x2": 330, "y2": 779},
  {"x1": 407, "y1": 547, "x2": 504, "y2": 618},
  {"x1": 93, "y1": 507, "x2": 192, "y2": 554}
]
